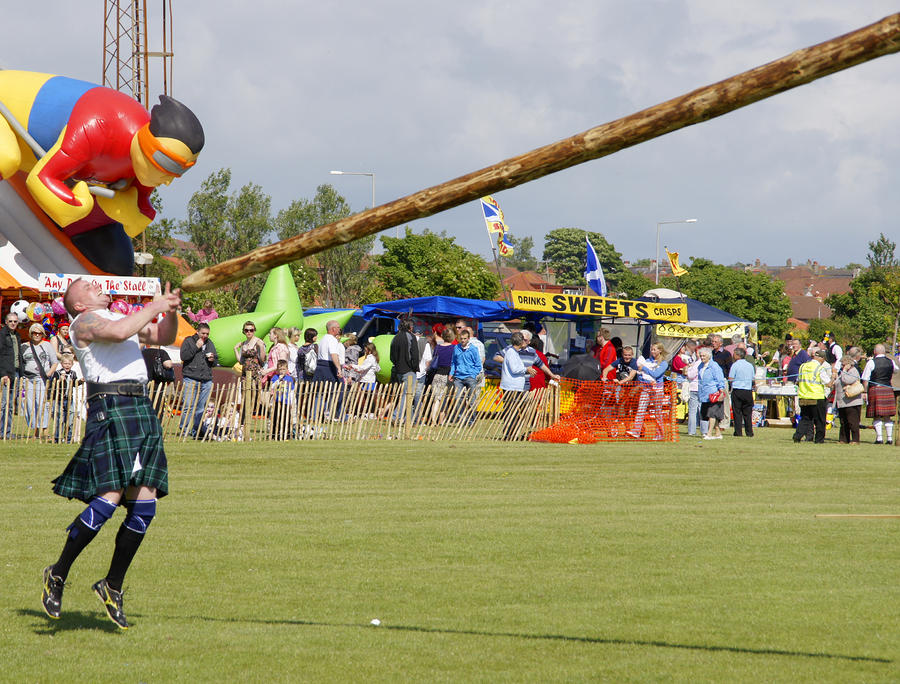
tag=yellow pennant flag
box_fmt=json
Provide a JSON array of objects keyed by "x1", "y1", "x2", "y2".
[{"x1": 665, "y1": 248, "x2": 689, "y2": 277}]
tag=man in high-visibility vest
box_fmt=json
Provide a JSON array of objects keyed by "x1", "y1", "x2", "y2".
[{"x1": 793, "y1": 348, "x2": 832, "y2": 443}]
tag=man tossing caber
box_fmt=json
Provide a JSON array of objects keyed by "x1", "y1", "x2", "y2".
[{"x1": 41, "y1": 277, "x2": 181, "y2": 629}]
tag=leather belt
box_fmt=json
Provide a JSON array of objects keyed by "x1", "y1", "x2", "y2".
[{"x1": 86, "y1": 380, "x2": 148, "y2": 401}]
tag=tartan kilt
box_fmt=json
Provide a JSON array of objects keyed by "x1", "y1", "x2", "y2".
[
  {"x1": 865, "y1": 385, "x2": 897, "y2": 418},
  {"x1": 52, "y1": 394, "x2": 169, "y2": 503}
]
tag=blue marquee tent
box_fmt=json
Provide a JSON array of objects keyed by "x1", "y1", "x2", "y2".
[
  {"x1": 361, "y1": 292, "x2": 751, "y2": 326},
  {"x1": 361, "y1": 296, "x2": 517, "y2": 322}
]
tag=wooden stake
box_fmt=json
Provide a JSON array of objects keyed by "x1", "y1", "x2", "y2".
[{"x1": 182, "y1": 14, "x2": 900, "y2": 292}]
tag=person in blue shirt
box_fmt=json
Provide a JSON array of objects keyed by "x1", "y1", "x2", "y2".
[
  {"x1": 697, "y1": 346, "x2": 726, "y2": 439},
  {"x1": 785, "y1": 338, "x2": 810, "y2": 383},
  {"x1": 606, "y1": 346, "x2": 639, "y2": 436},
  {"x1": 493, "y1": 333, "x2": 558, "y2": 390},
  {"x1": 728, "y1": 347, "x2": 756, "y2": 437},
  {"x1": 627, "y1": 343, "x2": 669, "y2": 440},
  {"x1": 498, "y1": 332, "x2": 528, "y2": 440},
  {"x1": 449, "y1": 328, "x2": 483, "y2": 425},
  {"x1": 267, "y1": 359, "x2": 295, "y2": 440},
  {"x1": 611, "y1": 347, "x2": 639, "y2": 384}
]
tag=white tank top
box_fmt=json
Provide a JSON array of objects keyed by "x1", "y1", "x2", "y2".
[{"x1": 70, "y1": 309, "x2": 149, "y2": 383}]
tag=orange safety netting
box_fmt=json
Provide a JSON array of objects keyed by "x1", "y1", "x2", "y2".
[{"x1": 530, "y1": 379, "x2": 679, "y2": 444}]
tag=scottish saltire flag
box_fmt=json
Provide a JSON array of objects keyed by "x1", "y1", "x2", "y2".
[
  {"x1": 585, "y1": 237, "x2": 607, "y2": 297},
  {"x1": 481, "y1": 195, "x2": 506, "y2": 234},
  {"x1": 498, "y1": 231, "x2": 515, "y2": 257},
  {"x1": 665, "y1": 247, "x2": 689, "y2": 277}
]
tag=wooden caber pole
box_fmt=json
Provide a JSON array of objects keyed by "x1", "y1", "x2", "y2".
[{"x1": 182, "y1": 13, "x2": 900, "y2": 293}]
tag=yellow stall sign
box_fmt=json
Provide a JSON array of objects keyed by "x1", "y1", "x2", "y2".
[{"x1": 511, "y1": 290, "x2": 688, "y2": 323}]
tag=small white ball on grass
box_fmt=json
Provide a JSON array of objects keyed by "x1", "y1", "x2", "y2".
[{"x1": 370, "y1": 618, "x2": 381, "y2": 626}]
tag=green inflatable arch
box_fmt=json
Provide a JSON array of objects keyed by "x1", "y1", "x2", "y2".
[
  {"x1": 371, "y1": 334, "x2": 394, "y2": 383},
  {"x1": 209, "y1": 311, "x2": 284, "y2": 367}
]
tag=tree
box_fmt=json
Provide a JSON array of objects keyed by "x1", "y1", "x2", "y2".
[
  {"x1": 542, "y1": 227, "x2": 648, "y2": 296},
  {"x1": 372, "y1": 228, "x2": 500, "y2": 300},
  {"x1": 275, "y1": 184, "x2": 380, "y2": 308},
  {"x1": 180, "y1": 289, "x2": 244, "y2": 319},
  {"x1": 867, "y1": 232, "x2": 899, "y2": 269},
  {"x1": 179, "y1": 168, "x2": 273, "y2": 311},
  {"x1": 502, "y1": 235, "x2": 540, "y2": 272},
  {"x1": 806, "y1": 318, "x2": 854, "y2": 349},
  {"x1": 660, "y1": 258, "x2": 792, "y2": 338},
  {"x1": 828, "y1": 234, "x2": 900, "y2": 352},
  {"x1": 613, "y1": 269, "x2": 655, "y2": 299}
]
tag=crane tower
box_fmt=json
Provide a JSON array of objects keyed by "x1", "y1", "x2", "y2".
[{"x1": 102, "y1": 0, "x2": 173, "y2": 108}]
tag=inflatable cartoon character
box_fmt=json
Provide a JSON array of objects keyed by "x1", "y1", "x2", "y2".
[{"x1": 0, "y1": 70, "x2": 204, "y2": 275}]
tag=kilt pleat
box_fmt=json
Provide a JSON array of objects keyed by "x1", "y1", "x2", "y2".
[
  {"x1": 865, "y1": 385, "x2": 897, "y2": 418},
  {"x1": 52, "y1": 395, "x2": 168, "y2": 503}
]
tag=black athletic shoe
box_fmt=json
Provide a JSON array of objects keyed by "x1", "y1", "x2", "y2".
[
  {"x1": 92, "y1": 579, "x2": 129, "y2": 629},
  {"x1": 41, "y1": 566, "x2": 65, "y2": 619}
]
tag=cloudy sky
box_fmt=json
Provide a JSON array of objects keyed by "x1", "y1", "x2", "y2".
[{"x1": 2, "y1": 2, "x2": 898, "y2": 270}]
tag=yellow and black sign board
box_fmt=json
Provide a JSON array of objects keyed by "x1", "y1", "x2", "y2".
[
  {"x1": 511, "y1": 290, "x2": 688, "y2": 323},
  {"x1": 657, "y1": 322, "x2": 744, "y2": 338}
]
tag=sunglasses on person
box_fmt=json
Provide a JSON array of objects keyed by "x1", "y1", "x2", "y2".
[
  {"x1": 137, "y1": 124, "x2": 196, "y2": 176},
  {"x1": 243, "y1": 328, "x2": 255, "y2": 333}
]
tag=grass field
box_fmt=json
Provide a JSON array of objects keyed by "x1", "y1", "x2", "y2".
[{"x1": 1, "y1": 427, "x2": 897, "y2": 682}]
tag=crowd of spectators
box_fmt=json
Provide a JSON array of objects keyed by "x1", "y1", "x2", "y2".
[
  {"x1": 663, "y1": 330, "x2": 899, "y2": 445},
  {"x1": 1, "y1": 294, "x2": 898, "y2": 445}
]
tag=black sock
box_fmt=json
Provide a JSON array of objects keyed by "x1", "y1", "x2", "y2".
[
  {"x1": 105, "y1": 525, "x2": 146, "y2": 591},
  {"x1": 53, "y1": 519, "x2": 100, "y2": 581}
]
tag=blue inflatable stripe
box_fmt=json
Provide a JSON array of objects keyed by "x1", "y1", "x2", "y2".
[{"x1": 28, "y1": 76, "x2": 98, "y2": 153}]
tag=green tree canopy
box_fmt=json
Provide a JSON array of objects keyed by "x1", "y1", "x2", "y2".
[
  {"x1": 543, "y1": 228, "x2": 621, "y2": 286},
  {"x1": 275, "y1": 183, "x2": 380, "y2": 307},
  {"x1": 373, "y1": 228, "x2": 500, "y2": 300},
  {"x1": 542, "y1": 227, "x2": 651, "y2": 297},
  {"x1": 503, "y1": 235, "x2": 540, "y2": 272},
  {"x1": 806, "y1": 318, "x2": 854, "y2": 349},
  {"x1": 613, "y1": 269, "x2": 655, "y2": 299},
  {"x1": 179, "y1": 168, "x2": 274, "y2": 311},
  {"x1": 867, "y1": 232, "x2": 899, "y2": 269},
  {"x1": 827, "y1": 233, "x2": 900, "y2": 352},
  {"x1": 660, "y1": 258, "x2": 791, "y2": 338}
]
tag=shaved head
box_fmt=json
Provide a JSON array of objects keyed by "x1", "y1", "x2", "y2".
[
  {"x1": 63, "y1": 278, "x2": 110, "y2": 317},
  {"x1": 63, "y1": 279, "x2": 90, "y2": 316}
]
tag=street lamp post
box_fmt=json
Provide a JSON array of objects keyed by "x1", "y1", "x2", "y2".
[
  {"x1": 329, "y1": 170, "x2": 391, "y2": 236},
  {"x1": 655, "y1": 218, "x2": 697, "y2": 284}
]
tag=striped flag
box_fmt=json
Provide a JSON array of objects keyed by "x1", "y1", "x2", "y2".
[
  {"x1": 481, "y1": 195, "x2": 515, "y2": 256},
  {"x1": 498, "y1": 230, "x2": 515, "y2": 256},
  {"x1": 480, "y1": 195, "x2": 506, "y2": 234}
]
